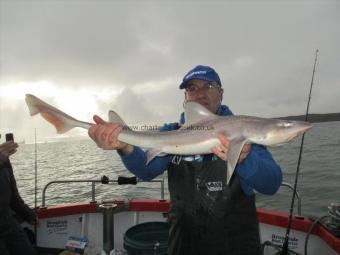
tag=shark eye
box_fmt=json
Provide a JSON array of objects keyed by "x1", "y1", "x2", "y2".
[
  {"x1": 286, "y1": 122, "x2": 293, "y2": 127},
  {"x1": 279, "y1": 122, "x2": 293, "y2": 128}
]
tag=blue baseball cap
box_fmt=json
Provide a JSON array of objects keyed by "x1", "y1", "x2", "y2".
[{"x1": 179, "y1": 65, "x2": 222, "y2": 89}]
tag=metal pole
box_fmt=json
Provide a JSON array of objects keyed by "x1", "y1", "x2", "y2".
[
  {"x1": 161, "y1": 175, "x2": 165, "y2": 200},
  {"x1": 91, "y1": 182, "x2": 96, "y2": 203}
]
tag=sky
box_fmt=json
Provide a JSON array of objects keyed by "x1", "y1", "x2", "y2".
[{"x1": 0, "y1": 0, "x2": 339, "y2": 143}]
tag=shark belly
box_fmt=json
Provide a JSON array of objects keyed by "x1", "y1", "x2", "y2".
[{"x1": 161, "y1": 137, "x2": 221, "y2": 155}]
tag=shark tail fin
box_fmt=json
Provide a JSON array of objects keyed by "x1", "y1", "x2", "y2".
[
  {"x1": 25, "y1": 94, "x2": 92, "y2": 134},
  {"x1": 25, "y1": 94, "x2": 46, "y2": 116},
  {"x1": 40, "y1": 111, "x2": 77, "y2": 134}
]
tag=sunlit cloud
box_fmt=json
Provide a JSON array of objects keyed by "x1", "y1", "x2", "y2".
[
  {"x1": 131, "y1": 78, "x2": 176, "y2": 94},
  {"x1": 0, "y1": 80, "x2": 58, "y2": 100}
]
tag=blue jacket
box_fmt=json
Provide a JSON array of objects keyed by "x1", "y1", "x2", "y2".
[{"x1": 118, "y1": 105, "x2": 282, "y2": 196}]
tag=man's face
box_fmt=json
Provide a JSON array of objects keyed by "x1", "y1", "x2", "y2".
[{"x1": 184, "y1": 79, "x2": 224, "y2": 113}]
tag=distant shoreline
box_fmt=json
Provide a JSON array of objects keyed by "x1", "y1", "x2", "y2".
[{"x1": 277, "y1": 113, "x2": 340, "y2": 123}]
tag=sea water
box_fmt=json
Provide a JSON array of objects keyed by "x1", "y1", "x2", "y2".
[{"x1": 10, "y1": 121, "x2": 340, "y2": 217}]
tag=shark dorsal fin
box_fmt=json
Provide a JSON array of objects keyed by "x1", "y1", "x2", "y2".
[
  {"x1": 184, "y1": 101, "x2": 217, "y2": 125},
  {"x1": 108, "y1": 110, "x2": 128, "y2": 127}
]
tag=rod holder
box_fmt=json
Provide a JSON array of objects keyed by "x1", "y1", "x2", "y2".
[{"x1": 99, "y1": 203, "x2": 117, "y2": 254}]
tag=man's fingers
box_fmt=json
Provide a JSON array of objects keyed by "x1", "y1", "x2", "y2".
[
  {"x1": 238, "y1": 144, "x2": 252, "y2": 162},
  {"x1": 212, "y1": 135, "x2": 251, "y2": 163},
  {"x1": 0, "y1": 142, "x2": 18, "y2": 157},
  {"x1": 211, "y1": 146, "x2": 227, "y2": 161},
  {"x1": 219, "y1": 143, "x2": 229, "y2": 154},
  {"x1": 8, "y1": 148, "x2": 17, "y2": 155},
  {"x1": 210, "y1": 134, "x2": 231, "y2": 161},
  {"x1": 243, "y1": 144, "x2": 251, "y2": 153},
  {"x1": 88, "y1": 121, "x2": 125, "y2": 150},
  {"x1": 218, "y1": 134, "x2": 230, "y2": 147},
  {"x1": 110, "y1": 126, "x2": 122, "y2": 144},
  {"x1": 88, "y1": 126, "x2": 95, "y2": 139},
  {"x1": 93, "y1": 115, "x2": 105, "y2": 124}
]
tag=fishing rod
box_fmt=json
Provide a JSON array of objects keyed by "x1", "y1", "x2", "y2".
[
  {"x1": 280, "y1": 49, "x2": 319, "y2": 255},
  {"x1": 34, "y1": 128, "x2": 38, "y2": 246}
]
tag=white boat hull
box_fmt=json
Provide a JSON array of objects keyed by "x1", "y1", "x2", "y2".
[{"x1": 27, "y1": 199, "x2": 340, "y2": 255}]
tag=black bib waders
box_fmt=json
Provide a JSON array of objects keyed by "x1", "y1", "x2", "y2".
[{"x1": 167, "y1": 158, "x2": 262, "y2": 255}]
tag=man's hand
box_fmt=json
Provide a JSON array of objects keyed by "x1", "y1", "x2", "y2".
[
  {"x1": 211, "y1": 134, "x2": 230, "y2": 161},
  {"x1": 211, "y1": 134, "x2": 251, "y2": 163},
  {"x1": 238, "y1": 143, "x2": 251, "y2": 162},
  {"x1": 0, "y1": 141, "x2": 18, "y2": 162},
  {"x1": 88, "y1": 115, "x2": 133, "y2": 155}
]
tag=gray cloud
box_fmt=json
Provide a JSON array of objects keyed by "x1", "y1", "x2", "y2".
[{"x1": 1, "y1": 0, "x2": 339, "y2": 140}]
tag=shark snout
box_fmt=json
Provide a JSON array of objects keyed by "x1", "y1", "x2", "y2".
[
  {"x1": 296, "y1": 121, "x2": 313, "y2": 135},
  {"x1": 286, "y1": 122, "x2": 312, "y2": 142},
  {"x1": 280, "y1": 121, "x2": 312, "y2": 143}
]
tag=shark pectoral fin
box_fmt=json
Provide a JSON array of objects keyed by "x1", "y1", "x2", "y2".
[
  {"x1": 226, "y1": 140, "x2": 247, "y2": 185},
  {"x1": 146, "y1": 148, "x2": 165, "y2": 165}
]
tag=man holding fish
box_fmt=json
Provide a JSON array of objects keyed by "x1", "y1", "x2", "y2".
[{"x1": 88, "y1": 65, "x2": 283, "y2": 255}]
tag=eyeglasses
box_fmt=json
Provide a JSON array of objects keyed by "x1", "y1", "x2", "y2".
[{"x1": 185, "y1": 82, "x2": 220, "y2": 93}]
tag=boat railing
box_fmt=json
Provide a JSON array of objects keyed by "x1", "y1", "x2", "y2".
[
  {"x1": 40, "y1": 177, "x2": 301, "y2": 215},
  {"x1": 281, "y1": 181, "x2": 302, "y2": 216},
  {"x1": 41, "y1": 175, "x2": 165, "y2": 208}
]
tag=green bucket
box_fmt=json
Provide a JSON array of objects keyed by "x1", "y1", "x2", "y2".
[{"x1": 123, "y1": 222, "x2": 169, "y2": 255}]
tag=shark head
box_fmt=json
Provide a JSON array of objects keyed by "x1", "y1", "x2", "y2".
[{"x1": 256, "y1": 119, "x2": 312, "y2": 146}]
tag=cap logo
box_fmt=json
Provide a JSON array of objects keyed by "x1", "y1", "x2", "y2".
[{"x1": 185, "y1": 70, "x2": 207, "y2": 80}]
